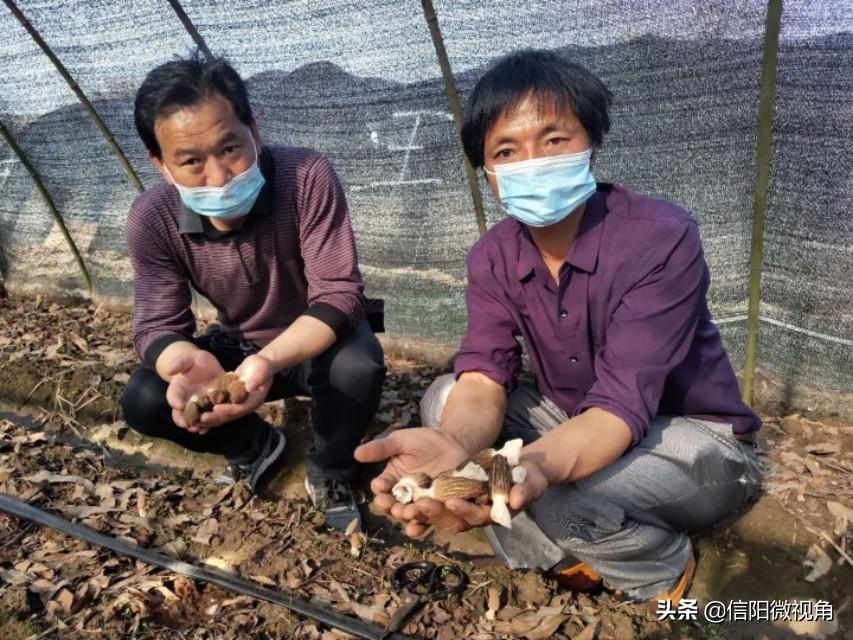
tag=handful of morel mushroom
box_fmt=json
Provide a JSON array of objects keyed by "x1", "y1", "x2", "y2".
[
  {"x1": 391, "y1": 439, "x2": 526, "y2": 528},
  {"x1": 183, "y1": 372, "x2": 249, "y2": 424}
]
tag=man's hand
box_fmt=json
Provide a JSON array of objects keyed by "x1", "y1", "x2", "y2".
[
  {"x1": 356, "y1": 431, "x2": 554, "y2": 536},
  {"x1": 165, "y1": 350, "x2": 225, "y2": 434},
  {"x1": 508, "y1": 454, "x2": 550, "y2": 513},
  {"x1": 192, "y1": 354, "x2": 273, "y2": 430},
  {"x1": 354, "y1": 428, "x2": 477, "y2": 537},
  {"x1": 236, "y1": 353, "x2": 276, "y2": 395}
]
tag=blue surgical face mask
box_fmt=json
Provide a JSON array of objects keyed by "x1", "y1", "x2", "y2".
[
  {"x1": 484, "y1": 149, "x2": 596, "y2": 227},
  {"x1": 165, "y1": 138, "x2": 265, "y2": 221}
]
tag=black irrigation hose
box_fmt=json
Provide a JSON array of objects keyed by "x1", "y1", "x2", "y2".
[{"x1": 0, "y1": 494, "x2": 409, "y2": 640}]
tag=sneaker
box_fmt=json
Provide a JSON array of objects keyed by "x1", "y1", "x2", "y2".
[
  {"x1": 546, "y1": 561, "x2": 603, "y2": 593},
  {"x1": 643, "y1": 541, "x2": 696, "y2": 612},
  {"x1": 216, "y1": 429, "x2": 287, "y2": 497},
  {"x1": 608, "y1": 539, "x2": 696, "y2": 610},
  {"x1": 304, "y1": 476, "x2": 362, "y2": 533}
]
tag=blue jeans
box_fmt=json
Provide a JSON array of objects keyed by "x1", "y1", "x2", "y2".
[{"x1": 420, "y1": 374, "x2": 764, "y2": 600}]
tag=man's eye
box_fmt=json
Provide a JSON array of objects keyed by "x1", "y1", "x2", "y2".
[
  {"x1": 496, "y1": 149, "x2": 513, "y2": 158},
  {"x1": 223, "y1": 145, "x2": 237, "y2": 154},
  {"x1": 181, "y1": 158, "x2": 199, "y2": 166},
  {"x1": 547, "y1": 137, "x2": 567, "y2": 145}
]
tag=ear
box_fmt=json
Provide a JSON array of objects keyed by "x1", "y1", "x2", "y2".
[
  {"x1": 148, "y1": 150, "x2": 173, "y2": 185},
  {"x1": 250, "y1": 119, "x2": 261, "y2": 148}
]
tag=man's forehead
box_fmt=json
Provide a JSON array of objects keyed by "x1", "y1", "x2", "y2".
[
  {"x1": 499, "y1": 92, "x2": 578, "y2": 127},
  {"x1": 485, "y1": 101, "x2": 579, "y2": 145},
  {"x1": 154, "y1": 95, "x2": 244, "y2": 149}
]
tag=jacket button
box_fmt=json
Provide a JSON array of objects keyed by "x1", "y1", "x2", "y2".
[
  {"x1": 570, "y1": 356, "x2": 578, "y2": 363},
  {"x1": 559, "y1": 310, "x2": 568, "y2": 318}
]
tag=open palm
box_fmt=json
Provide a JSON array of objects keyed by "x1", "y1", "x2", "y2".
[
  {"x1": 354, "y1": 427, "x2": 478, "y2": 537},
  {"x1": 165, "y1": 350, "x2": 225, "y2": 433},
  {"x1": 356, "y1": 427, "x2": 471, "y2": 495}
]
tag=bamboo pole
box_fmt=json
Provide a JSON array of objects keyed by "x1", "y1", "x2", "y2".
[
  {"x1": 165, "y1": 0, "x2": 213, "y2": 59},
  {"x1": 0, "y1": 118, "x2": 93, "y2": 294},
  {"x1": 420, "y1": 0, "x2": 487, "y2": 235},
  {"x1": 742, "y1": 0, "x2": 783, "y2": 405},
  {"x1": 3, "y1": 0, "x2": 144, "y2": 193}
]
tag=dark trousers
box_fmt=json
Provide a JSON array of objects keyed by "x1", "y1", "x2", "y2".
[{"x1": 119, "y1": 321, "x2": 386, "y2": 482}]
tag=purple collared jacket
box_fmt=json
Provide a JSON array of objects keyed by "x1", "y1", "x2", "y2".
[{"x1": 454, "y1": 183, "x2": 760, "y2": 445}]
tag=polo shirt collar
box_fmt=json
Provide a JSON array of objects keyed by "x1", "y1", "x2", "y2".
[
  {"x1": 178, "y1": 145, "x2": 274, "y2": 236},
  {"x1": 516, "y1": 227, "x2": 541, "y2": 281},
  {"x1": 565, "y1": 185, "x2": 606, "y2": 273},
  {"x1": 515, "y1": 183, "x2": 608, "y2": 280}
]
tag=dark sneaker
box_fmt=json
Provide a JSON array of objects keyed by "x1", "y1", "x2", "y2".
[
  {"x1": 216, "y1": 429, "x2": 286, "y2": 497},
  {"x1": 304, "y1": 476, "x2": 362, "y2": 532}
]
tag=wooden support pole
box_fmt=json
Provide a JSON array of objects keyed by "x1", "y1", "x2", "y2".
[
  {"x1": 420, "y1": 0, "x2": 487, "y2": 235},
  {"x1": 3, "y1": 0, "x2": 144, "y2": 193},
  {"x1": 166, "y1": 0, "x2": 213, "y2": 59},
  {"x1": 0, "y1": 118, "x2": 93, "y2": 294},
  {"x1": 742, "y1": 0, "x2": 783, "y2": 405}
]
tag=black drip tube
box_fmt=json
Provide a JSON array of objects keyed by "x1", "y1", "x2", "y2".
[{"x1": 0, "y1": 494, "x2": 409, "y2": 640}]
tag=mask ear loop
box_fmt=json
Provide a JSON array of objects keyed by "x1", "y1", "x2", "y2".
[
  {"x1": 249, "y1": 135, "x2": 259, "y2": 164},
  {"x1": 161, "y1": 158, "x2": 178, "y2": 187}
]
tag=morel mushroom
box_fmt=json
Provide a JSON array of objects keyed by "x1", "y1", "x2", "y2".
[
  {"x1": 488, "y1": 454, "x2": 513, "y2": 528},
  {"x1": 184, "y1": 399, "x2": 202, "y2": 425},
  {"x1": 183, "y1": 372, "x2": 249, "y2": 424},
  {"x1": 450, "y1": 461, "x2": 489, "y2": 482},
  {"x1": 389, "y1": 440, "x2": 527, "y2": 529},
  {"x1": 455, "y1": 438, "x2": 523, "y2": 475},
  {"x1": 392, "y1": 471, "x2": 488, "y2": 504},
  {"x1": 221, "y1": 372, "x2": 249, "y2": 404}
]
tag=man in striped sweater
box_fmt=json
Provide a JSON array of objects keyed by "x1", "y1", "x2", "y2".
[{"x1": 120, "y1": 51, "x2": 385, "y2": 532}]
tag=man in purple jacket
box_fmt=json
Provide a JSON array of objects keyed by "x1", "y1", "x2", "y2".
[
  {"x1": 120, "y1": 52, "x2": 385, "y2": 532},
  {"x1": 356, "y1": 50, "x2": 763, "y2": 603}
]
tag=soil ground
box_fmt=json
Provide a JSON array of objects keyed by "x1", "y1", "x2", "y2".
[{"x1": 0, "y1": 294, "x2": 850, "y2": 639}]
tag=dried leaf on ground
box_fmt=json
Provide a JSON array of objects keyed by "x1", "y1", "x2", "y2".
[
  {"x1": 203, "y1": 556, "x2": 236, "y2": 574},
  {"x1": 344, "y1": 518, "x2": 359, "y2": 537},
  {"x1": 70, "y1": 333, "x2": 90, "y2": 353},
  {"x1": 485, "y1": 586, "x2": 501, "y2": 621},
  {"x1": 205, "y1": 486, "x2": 233, "y2": 508},
  {"x1": 495, "y1": 605, "x2": 564, "y2": 636},
  {"x1": 49, "y1": 586, "x2": 74, "y2": 614},
  {"x1": 803, "y1": 544, "x2": 833, "y2": 582},
  {"x1": 58, "y1": 504, "x2": 117, "y2": 518},
  {"x1": 827, "y1": 501, "x2": 853, "y2": 524},
  {"x1": 574, "y1": 618, "x2": 599, "y2": 640},
  {"x1": 193, "y1": 517, "x2": 219, "y2": 545},
  {"x1": 350, "y1": 600, "x2": 390, "y2": 626},
  {"x1": 807, "y1": 442, "x2": 842, "y2": 455},
  {"x1": 524, "y1": 612, "x2": 569, "y2": 640},
  {"x1": 23, "y1": 470, "x2": 94, "y2": 494},
  {"x1": 0, "y1": 568, "x2": 29, "y2": 585},
  {"x1": 777, "y1": 612, "x2": 839, "y2": 638},
  {"x1": 496, "y1": 605, "x2": 525, "y2": 621}
]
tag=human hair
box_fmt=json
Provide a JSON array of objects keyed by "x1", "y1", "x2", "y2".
[
  {"x1": 134, "y1": 49, "x2": 253, "y2": 158},
  {"x1": 461, "y1": 49, "x2": 613, "y2": 168}
]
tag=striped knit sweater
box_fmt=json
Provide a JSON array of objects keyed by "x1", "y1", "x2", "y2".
[{"x1": 125, "y1": 145, "x2": 369, "y2": 367}]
